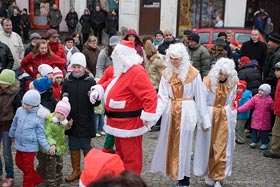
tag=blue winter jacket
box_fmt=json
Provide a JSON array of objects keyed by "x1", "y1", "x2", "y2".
[
  {"x1": 9, "y1": 106, "x2": 51, "y2": 152},
  {"x1": 237, "y1": 90, "x2": 252, "y2": 120}
]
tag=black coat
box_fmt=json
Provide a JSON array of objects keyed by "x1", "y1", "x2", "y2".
[
  {"x1": 62, "y1": 72, "x2": 100, "y2": 138},
  {"x1": 0, "y1": 42, "x2": 14, "y2": 71},
  {"x1": 91, "y1": 10, "x2": 105, "y2": 29},
  {"x1": 158, "y1": 38, "x2": 177, "y2": 55},
  {"x1": 79, "y1": 14, "x2": 91, "y2": 34},
  {"x1": 240, "y1": 39, "x2": 267, "y2": 69},
  {"x1": 24, "y1": 44, "x2": 35, "y2": 57},
  {"x1": 65, "y1": 12, "x2": 79, "y2": 28},
  {"x1": 20, "y1": 14, "x2": 30, "y2": 29},
  {"x1": 106, "y1": 14, "x2": 118, "y2": 34},
  {"x1": 41, "y1": 89, "x2": 57, "y2": 113},
  {"x1": 238, "y1": 64, "x2": 262, "y2": 95},
  {"x1": 263, "y1": 46, "x2": 280, "y2": 96}
]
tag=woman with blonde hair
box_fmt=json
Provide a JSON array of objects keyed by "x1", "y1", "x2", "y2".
[
  {"x1": 21, "y1": 39, "x2": 66, "y2": 79},
  {"x1": 82, "y1": 36, "x2": 100, "y2": 76}
]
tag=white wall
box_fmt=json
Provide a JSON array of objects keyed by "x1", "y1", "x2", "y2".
[
  {"x1": 118, "y1": 0, "x2": 140, "y2": 34},
  {"x1": 160, "y1": 0, "x2": 178, "y2": 36},
  {"x1": 224, "y1": 0, "x2": 247, "y2": 27}
]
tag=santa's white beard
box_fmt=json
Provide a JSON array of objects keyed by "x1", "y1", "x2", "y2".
[{"x1": 113, "y1": 61, "x2": 124, "y2": 78}]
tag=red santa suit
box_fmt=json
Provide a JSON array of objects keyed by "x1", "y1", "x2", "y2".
[{"x1": 91, "y1": 41, "x2": 158, "y2": 174}]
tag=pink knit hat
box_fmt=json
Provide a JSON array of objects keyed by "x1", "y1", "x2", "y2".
[
  {"x1": 53, "y1": 67, "x2": 63, "y2": 81},
  {"x1": 55, "y1": 97, "x2": 71, "y2": 117}
]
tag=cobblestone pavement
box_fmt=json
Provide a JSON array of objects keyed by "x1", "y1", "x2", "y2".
[{"x1": 3, "y1": 131, "x2": 280, "y2": 187}]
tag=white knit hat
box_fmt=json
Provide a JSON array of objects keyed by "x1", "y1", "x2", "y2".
[
  {"x1": 55, "y1": 97, "x2": 71, "y2": 117},
  {"x1": 259, "y1": 84, "x2": 271, "y2": 96},
  {"x1": 38, "y1": 64, "x2": 54, "y2": 77},
  {"x1": 22, "y1": 90, "x2": 41, "y2": 106},
  {"x1": 53, "y1": 67, "x2": 63, "y2": 81},
  {"x1": 70, "y1": 52, "x2": 87, "y2": 68}
]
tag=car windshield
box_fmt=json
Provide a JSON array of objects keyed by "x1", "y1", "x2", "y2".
[
  {"x1": 235, "y1": 33, "x2": 251, "y2": 43},
  {"x1": 198, "y1": 32, "x2": 210, "y2": 44},
  {"x1": 212, "y1": 32, "x2": 219, "y2": 43}
]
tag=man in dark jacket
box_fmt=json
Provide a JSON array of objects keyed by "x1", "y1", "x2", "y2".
[
  {"x1": 47, "y1": 4, "x2": 62, "y2": 32},
  {"x1": 91, "y1": 5, "x2": 105, "y2": 45},
  {"x1": 240, "y1": 29, "x2": 267, "y2": 71},
  {"x1": 187, "y1": 33, "x2": 211, "y2": 79},
  {"x1": 158, "y1": 29, "x2": 177, "y2": 55},
  {"x1": 65, "y1": 7, "x2": 79, "y2": 35},
  {"x1": 263, "y1": 33, "x2": 280, "y2": 99},
  {"x1": 0, "y1": 41, "x2": 14, "y2": 72}
]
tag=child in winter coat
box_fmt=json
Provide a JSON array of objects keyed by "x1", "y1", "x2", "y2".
[
  {"x1": 38, "y1": 97, "x2": 72, "y2": 186},
  {"x1": 0, "y1": 69, "x2": 21, "y2": 186},
  {"x1": 52, "y1": 67, "x2": 64, "y2": 101},
  {"x1": 9, "y1": 90, "x2": 55, "y2": 187},
  {"x1": 235, "y1": 80, "x2": 252, "y2": 144},
  {"x1": 238, "y1": 84, "x2": 274, "y2": 150}
]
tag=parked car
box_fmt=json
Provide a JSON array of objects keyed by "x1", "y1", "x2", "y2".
[{"x1": 192, "y1": 28, "x2": 265, "y2": 49}]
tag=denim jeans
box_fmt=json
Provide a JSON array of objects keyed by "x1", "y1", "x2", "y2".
[
  {"x1": 94, "y1": 114, "x2": 104, "y2": 133},
  {"x1": 0, "y1": 131, "x2": 14, "y2": 178},
  {"x1": 251, "y1": 128, "x2": 270, "y2": 144},
  {"x1": 68, "y1": 135, "x2": 91, "y2": 153}
]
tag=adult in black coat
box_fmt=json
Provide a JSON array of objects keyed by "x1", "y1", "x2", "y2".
[
  {"x1": 263, "y1": 33, "x2": 280, "y2": 99},
  {"x1": 79, "y1": 8, "x2": 91, "y2": 44},
  {"x1": 91, "y1": 5, "x2": 105, "y2": 45},
  {"x1": 65, "y1": 7, "x2": 79, "y2": 35},
  {"x1": 240, "y1": 29, "x2": 267, "y2": 71},
  {"x1": 158, "y1": 30, "x2": 177, "y2": 55},
  {"x1": 0, "y1": 41, "x2": 14, "y2": 72},
  {"x1": 238, "y1": 63, "x2": 262, "y2": 95},
  {"x1": 106, "y1": 9, "x2": 118, "y2": 38}
]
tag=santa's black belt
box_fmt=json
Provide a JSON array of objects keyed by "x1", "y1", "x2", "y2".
[{"x1": 105, "y1": 109, "x2": 142, "y2": 118}]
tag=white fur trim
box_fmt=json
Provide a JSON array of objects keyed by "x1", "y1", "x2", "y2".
[
  {"x1": 103, "y1": 123, "x2": 149, "y2": 138},
  {"x1": 79, "y1": 179, "x2": 86, "y2": 187},
  {"x1": 37, "y1": 105, "x2": 51, "y2": 119},
  {"x1": 109, "y1": 99, "x2": 126, "y2": 109},
  {"x1": 91, "y1": 84, "x2": 104, "y2": 100},
  {"x1": 60, "y1": 119, "x2": 68, "y2": 126},
  {"x1": 52, "y1": 116, "x2": 59, "y2": 123},
  {"x1": 140, "y1": 110, "x2": 157, "y2": 122},
  {"x1": 104, "y1": 77, "x2": 119, "y2": 104}
]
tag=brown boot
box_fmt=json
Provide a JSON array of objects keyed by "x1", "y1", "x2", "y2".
[{"x1": 65, "y1": 150, "x2": 81, "y2": 182}]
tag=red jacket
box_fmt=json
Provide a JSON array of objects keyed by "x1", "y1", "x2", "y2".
[
  {"x1": 48, "y1": 42, "x2": 67, "y2": 60},
  {"x1": 275, "y1": 79, "x2": 280, "y2": 115},
  {"x1": 21, "y1": 52, "x2": 66, "y2": 79},
  {"x1": 97, "y1": 64, "x2": 157, "y2": 138}
]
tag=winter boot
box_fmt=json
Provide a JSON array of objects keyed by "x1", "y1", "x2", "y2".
[{"x1": 65, "y1": 150, "x2": 81, "y2": 182}]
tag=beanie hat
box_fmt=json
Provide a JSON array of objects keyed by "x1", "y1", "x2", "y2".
[
  {"x1": 268, "y1": 33, "x2": 280, "y2": 44},
  {"x1": 188, "y1": 33, "x2": 200, "y2": 43},
  {"x1": 38, "y1": 64, "x2": 54, "y2": 77},
  {"x1": 109, "y1": 36, "x2": 120, "y2": 46},
  {"x1": 231, "y1": 41, "x2": 240, "y2": 48},
  {"x1": 238, "y1": 80, "x2": 247, "y2": 92},
  {"x1": 22, "y1": 90, "x2": 41, "y2": 106},
  {"x1": 218, "y1": 32, "x2": 227, "y2": 38},
  {"x1": 239, "y1": 56, "x2": 250, "y2": 65},
  {"x1": 55, "y1": 97, "x2": 71, "y2": 118},
  {"x1": 46, "y1": 29, "x2": 59, "y2": 39},
  {"x1": 275, "y1": 61, "x2": 280, "y2": 70},
  {"x1": 0, "y1": 69, "x2": 15, "y2": 85},
  {"x1": 70, "y1": 52, "x2": 87, "y2": 68},
  {"x1": 53, "y1": 67, "x2": 63, "y2": 81},
  {"x1": 79, "y1": 148, "x2": 125, "y2": 187},
  {"x1": 155, "y1": 30, "x2": 163, "y2": 36},
  {"x1": 163, "y1": 29, "x2": 172, "y2": 36},
  {"x1": 30, "y1": 32, "x2": 41, "y2": 40},
  {"x1": 33, "y1": 77, "x2": 52, "y2": 93},
  {"x1": 183, "y1": 29, "x2": 192, "y2": 36},
  {"x1": 259, "y1": 83, "x2": 271, "y2": 96},
  {"x1": 250, "y1": 59, "x2": 260, "y2": 68}
]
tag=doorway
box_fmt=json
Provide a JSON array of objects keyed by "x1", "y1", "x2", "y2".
[{"x1": 139, "y1": 0, "x2": 161, "y2": 35}]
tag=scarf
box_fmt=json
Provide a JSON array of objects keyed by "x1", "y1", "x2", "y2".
[{"x1": 65, "y1": 46, "x2": 73, "y2": 66}]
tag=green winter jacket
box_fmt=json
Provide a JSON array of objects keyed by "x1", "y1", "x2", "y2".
[{"x1": 40, "y1": 113, "x2": 70, "y2": 156}]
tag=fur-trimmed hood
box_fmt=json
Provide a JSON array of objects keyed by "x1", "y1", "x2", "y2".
[{"x1": 0, "y1": 80, "x2": 20, "y2": 95}]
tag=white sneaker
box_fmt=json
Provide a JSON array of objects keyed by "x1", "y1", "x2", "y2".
[
  {"x1": 214, "y1": 180, "x2": 223, "y2": 187},
  {"x1": 204, "y1": 176, "x2": 215, "y2": 186}
]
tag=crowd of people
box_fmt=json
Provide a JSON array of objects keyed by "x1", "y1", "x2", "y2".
[{"x1": 0, "y1": 1, "x2": 280, "y2": 187}]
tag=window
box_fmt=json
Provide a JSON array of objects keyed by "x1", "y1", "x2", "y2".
[
  {"x1": 235, "y1": 33, "x2": 251, "y2": 43},
  {"x1": 198, "y1": 32, "x2": 210, "y2": 44}
]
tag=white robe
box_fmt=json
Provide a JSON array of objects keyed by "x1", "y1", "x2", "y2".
[
  {"x1": 193, "y1": 83, "x2": 237, "y2": 179},
  {"x1": 150, "y1": 74, "x2": 210, "y2": 180}
]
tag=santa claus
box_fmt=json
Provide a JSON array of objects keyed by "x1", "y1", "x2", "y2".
[{"x1": 90, "y1": 40, "x2": 158, "y2": 174}]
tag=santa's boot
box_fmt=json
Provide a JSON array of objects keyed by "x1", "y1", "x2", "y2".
[{"x1": 65, "y1": 150, "x2": 81, "y2": 182}]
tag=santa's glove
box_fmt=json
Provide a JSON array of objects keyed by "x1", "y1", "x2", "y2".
[{"x1": 89, "y1": 90, "x2": 99, "y2": 104}]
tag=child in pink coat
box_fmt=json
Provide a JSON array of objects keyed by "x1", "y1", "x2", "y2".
[{"x1": 238, "y1": 84, "x2": 274, "y2": 150}]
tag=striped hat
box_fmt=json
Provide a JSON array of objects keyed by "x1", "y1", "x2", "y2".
[{"x1": 55, "y1": 97, "x2": 71, "y2": 117}]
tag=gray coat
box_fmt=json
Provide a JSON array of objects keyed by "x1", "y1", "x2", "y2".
[
  {"x1": 187, "y1": 44, "x2": 211, "y2": 79},
  {"x1": 95, "y1": 48, "x2": 112, "y2": 78},
  {"x1": 47, "y1": 8, "x2": 62, "y2": 28}
]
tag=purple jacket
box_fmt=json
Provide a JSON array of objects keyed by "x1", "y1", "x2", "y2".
[{"x1": 238, "y1": 94, "x2": 274, "y2": 130}]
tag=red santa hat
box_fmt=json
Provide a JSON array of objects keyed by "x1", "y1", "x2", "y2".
[
  {"x1": 115, "y1": 40, "x2": 136, "y2": 55},
  {"x1": 239, "y1": 56, "x2": 250, "y2": 66},
  {"x1": 55, "y1": 97, "x2": 71, "y2": 118},
  {"x1": 53, "y1": 67, "x2": 63, "y2": 81},
  {"x1": 238, "y1": 80, "x2": 247, "y2": 92},
  {"x1": 79, "y1": 148, "x2": 125, "y2": 187}
]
